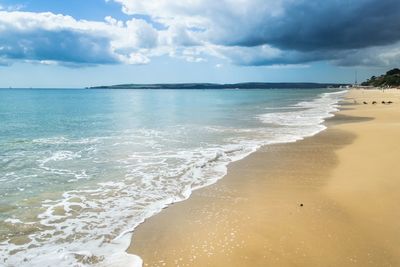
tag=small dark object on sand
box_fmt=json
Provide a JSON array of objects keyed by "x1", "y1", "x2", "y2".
[
  {"x1": 300, "y1": 203, "x2": 304, "y2": 207},
  {"x1": 372, "y1": 101, "x2": 377, "y2": 104},
  {"x1": 388, "y1": 101, "x2": 393, "y2": 104},
  {"x1": 382, "y1": 101, "x2": 386, "y2": 104},
  {"x1": 363, "y1": 101, "x2": 368, "y2": 104}
]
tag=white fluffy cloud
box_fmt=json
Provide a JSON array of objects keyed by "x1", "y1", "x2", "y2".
[
  {"x1": 0, "y1": 11, "x2": 158, "y2": 65},
  {"x1": 112, "y1": 0, "x2": 287, "y2": 46}
]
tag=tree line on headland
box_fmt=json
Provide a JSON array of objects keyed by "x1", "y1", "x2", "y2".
[
  {"x1": 89, "y1": 82, "x2": 348, "y2": 90},
  {"x1": 362, "y1": 68, "x2": 400, "y2": 87}
]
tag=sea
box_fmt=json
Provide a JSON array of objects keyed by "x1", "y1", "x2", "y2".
[{"x1": 0, "y1": 88, "x2": 347, "y2": 266}]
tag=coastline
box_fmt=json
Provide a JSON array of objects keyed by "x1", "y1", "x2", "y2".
[{"x1": 127, "y1": 89, "x2": 400, "y2": 266}]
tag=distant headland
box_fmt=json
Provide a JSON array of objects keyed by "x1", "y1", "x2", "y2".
[
  {"x1": 361, "y1": 68, "x2": 400, "y2": 87},
  {"x1": 88, "y1": 82, "x2": 349, "y2": 90}
]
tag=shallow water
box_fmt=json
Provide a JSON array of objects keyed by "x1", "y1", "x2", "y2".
[{"x1": 0, "y1": 88, "x2": 346, "y2": 266}]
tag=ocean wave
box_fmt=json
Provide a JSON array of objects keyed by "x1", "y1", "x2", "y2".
[{"x1": 257, "y1": 90, "x2": 346, "y2": 127}]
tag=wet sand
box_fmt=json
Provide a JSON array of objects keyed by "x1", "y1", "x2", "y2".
[{"x1": 128, "y1": 89, "x2": 400, "y2": 267}]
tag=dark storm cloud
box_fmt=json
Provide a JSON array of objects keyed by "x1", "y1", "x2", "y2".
[{"x1": 233, "y1": 0, "x2": 400, "y2": 52}]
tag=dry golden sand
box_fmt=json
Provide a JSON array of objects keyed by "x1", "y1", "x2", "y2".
[{"x1": 128, "y1": 89, "x2": 400, "y2": 267}]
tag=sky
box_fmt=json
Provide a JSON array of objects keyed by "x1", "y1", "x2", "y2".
[{"x1": 0, "y1": 0, "x2": 399, "y2": 88}]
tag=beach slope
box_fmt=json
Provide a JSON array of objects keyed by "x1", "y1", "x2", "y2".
[{"x1": 128, "y1": 89, "x2": 400, "y2": 267}]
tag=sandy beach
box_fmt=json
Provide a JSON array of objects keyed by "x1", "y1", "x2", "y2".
[{"x1": 128, "y1": 89, "x2": 400, "y2": 267}]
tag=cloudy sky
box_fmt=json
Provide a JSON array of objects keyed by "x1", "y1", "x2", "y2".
[{"x1": 0, "y1": 0, "x2": 399, "y2": 87}]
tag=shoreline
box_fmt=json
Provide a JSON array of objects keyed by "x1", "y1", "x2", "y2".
[{"x1": 127, "y1": 89, "x2": 400, "y2": 266}]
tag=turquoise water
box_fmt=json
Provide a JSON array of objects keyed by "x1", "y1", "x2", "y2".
[{"x1": 0, "y1": 88, "x2": 346, "y2": 266}]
